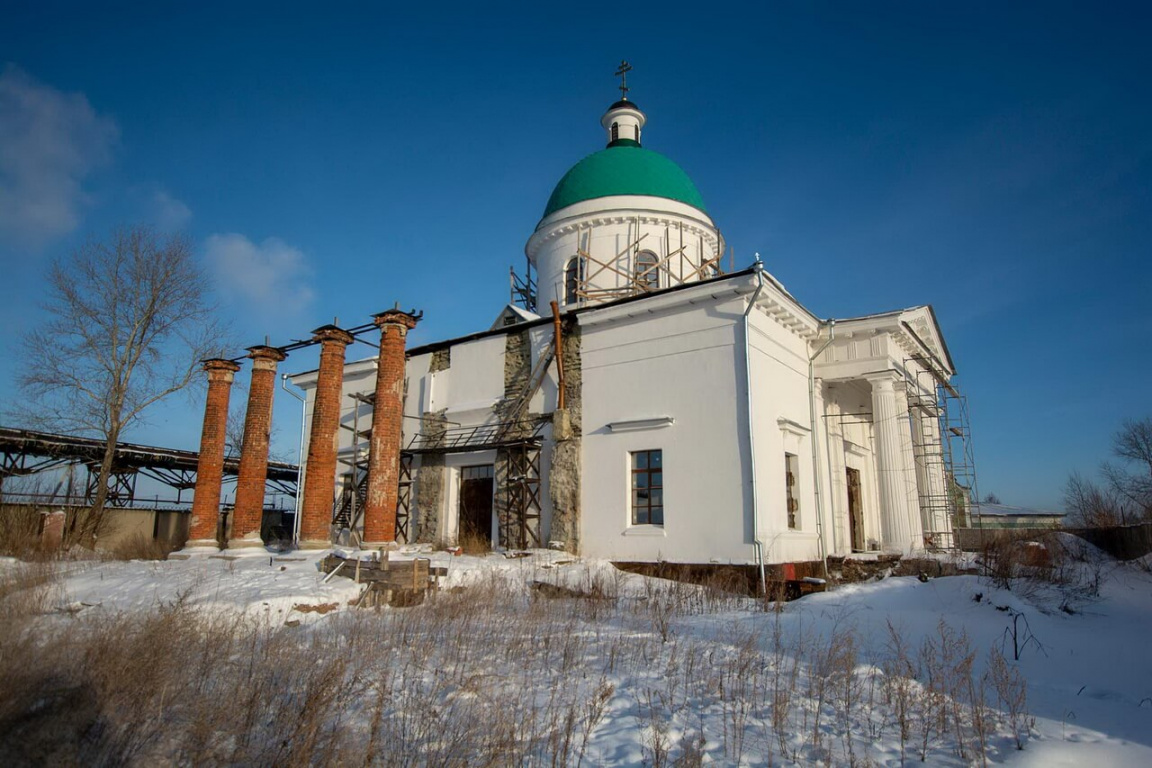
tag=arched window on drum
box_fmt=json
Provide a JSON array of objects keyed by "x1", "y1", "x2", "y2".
[
  {"x1": 564, "y1": 257, "x2": 584, "y2": 305},
  {"x1": 634, "y1": 250, "x2": 659, "y2": 292}
]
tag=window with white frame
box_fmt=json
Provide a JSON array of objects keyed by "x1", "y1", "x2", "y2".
[
  {"x1": 785, "y1": 453, "x2": 799, "y2": 529},
  {"x1": 631, "y1": 449, "x2": 663, "y2": 525}
]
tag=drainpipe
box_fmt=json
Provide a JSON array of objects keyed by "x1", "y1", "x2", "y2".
[
  {"x1": 808, "y1": 320, "x2": 836, "y2": 575},
  {"x1": 744, "y1": 257, "x2": 768, "y2": 596},
  {"x1": 822, "y1": 394, "x2": 838, "y2": 556},
  {"x1": 281, "y1": 374, "x2": 307, "y2": 546}
]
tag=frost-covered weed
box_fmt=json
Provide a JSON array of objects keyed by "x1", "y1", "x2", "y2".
[{"x1": 0, "y1": 564, "x2": 1034, "y2": 766}]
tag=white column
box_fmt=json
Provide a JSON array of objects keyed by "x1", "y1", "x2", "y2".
[
  {"x1": 867, "y1": 373, "x2": 915, "y2": 553},
  {"x1": 895, "y1": 384, "x2": 926, "y2": 548}
]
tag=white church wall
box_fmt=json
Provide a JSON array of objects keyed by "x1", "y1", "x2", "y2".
[
  {"x1": 746, "y1": 308, "x2": 824, "y2": 565},
  {"x1": 578, "y1": 294, "x2": 749, "y2": 564},
  {"x1": 439, "y1": 335, "x2": 505, "y2": 419},
  {"x1": 402, "y1": 352, "x2": 432, "y2": 436}
]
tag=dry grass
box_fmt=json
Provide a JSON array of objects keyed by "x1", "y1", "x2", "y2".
[
  {"x1": 456, "y1": 529, "x2": 493, "y2": 556},
  {"x1": 0, "y1": 561, "x2": 1034, "y2": 766},
  {"x1": 103, "y1": 533, "x2": 173, "y2": 562},
  {"x1": 0, "y1": 506, "x2": 50, "y2": 559}
]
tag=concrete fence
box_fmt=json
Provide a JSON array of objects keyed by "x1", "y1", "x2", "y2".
[{"x1": 956, "y1": 522, "x2": 1152, "y2": 561}]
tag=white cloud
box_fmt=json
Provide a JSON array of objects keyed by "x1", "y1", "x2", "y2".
[
  {"x1": 203, "y1": 233, "x2": 315, "y2": 320},
  {"x1": 0, "y1": 64, "x2": 119, "y2": 246},
  {"x1": 150, "y1": 188, "x2": 192, "y2": 231}
]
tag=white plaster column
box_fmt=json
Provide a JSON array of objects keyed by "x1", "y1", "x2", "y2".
[
  {"x1": 867, "y1": 372, "x2": 915, "y2": 553},
  {"x1": 895, "y1": 384, "x2": 927, "y2": 548}
]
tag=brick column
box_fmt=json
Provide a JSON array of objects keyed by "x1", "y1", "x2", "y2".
[
  {"x1": 231, "y1": 345, "x2": 287, "y2": 546},
  {"x1": 362, "y1": 309, "x2": 419, "y2": 546},
  {"x1": 187, "y1": 358, "x2": 241, "y2": 547},
  {"x1": 299, "y1": 326, "x2": 355, "y2": 548}
]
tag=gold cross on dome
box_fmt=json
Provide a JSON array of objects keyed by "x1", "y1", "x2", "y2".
[{"x1": 615, "y1": 60, "x2": 632, "y2": 99}]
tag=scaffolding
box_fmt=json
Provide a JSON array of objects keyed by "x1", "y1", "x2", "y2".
[
  {"x1": 904, "y1": 356, "x2": 980, "y2": 549},
  {"x1": 500, "y1": 440, "x2": 542, "y2": 549},
  {"x1": 395, "y1": 452, "x2": 413, "y2": 542},
  {"x1": 510, "y1": 257, "x2": 538, "y2": 313},
  {"x1": 332, "y1": 392, "x2": 372, "y2": 532},
  {"x1": 512, "y1": 219, "x2": 730, "y2": 311}
]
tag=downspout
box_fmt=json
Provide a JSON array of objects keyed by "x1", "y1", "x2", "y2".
[
  {"x1": 822, "y1": 394, "x2": 838, "y2": 556},
  {"x1": 744, "y1": 257, "x2": 768, "y2": 596},
  {"x1": 551, "y1": 300, "x2": 566, "y2": 410},
  {"x1": 808, "y1": 320, "x2": 836, "y2": 575},
  {"x1": 281, "y1": 374, "x2": 307, "y2": 546}
]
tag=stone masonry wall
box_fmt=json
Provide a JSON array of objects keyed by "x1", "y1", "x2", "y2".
[
  {"x1": 412, "y1": 409, "x2": 448, "y2": 544},
  {"x1": 429, "y1": 347, "x2": 451, "y2": 373},
  {"x1": 548, "y1": 318, "x2": 581, "y2": 552}
]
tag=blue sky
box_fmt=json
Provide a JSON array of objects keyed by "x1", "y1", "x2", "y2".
[{"x1": 1, "y1": 2, "x2": 1149, "y2": 511}]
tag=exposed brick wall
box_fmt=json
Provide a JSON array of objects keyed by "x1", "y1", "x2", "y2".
[
  {"x1": 40, "y1": 511, "x2": 65, "y2": 550},
  {"x1": 188, "y1": 359, "x2": 241, "y2": 544},
  {"x1": 363, "y1": 310, "x2": 419, "y2": 544},
  {"x1": 231, "y1": 346, "x2": 287, "y2": 543},
  {"x1": 300, "y1": 327, "x2": 354, "y2": 545}
]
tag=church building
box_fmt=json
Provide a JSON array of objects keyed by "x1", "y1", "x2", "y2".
[
  {"x1": 274, "y1": 84, "x2": 966, "y2": 581},
  {"x1": 177, "y1": 74, "x2": 968, "y2": 580}
]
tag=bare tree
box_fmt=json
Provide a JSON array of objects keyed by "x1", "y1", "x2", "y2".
[
  {"x1": 1063, "y1": 471, "x2": 1126, "y2": 527},
  {"x1": 1064, "y1": 416, "x2": 1152, "y2": 527},
  {"x1": 17, "y1": 226, "x2": 225, "y2": 546},
  {"x1": 1114, "y1": 418, "x2": 1152, "y2": 470},
  {"x1": 224, "y1": 395, "x2": 248, "y2": 461},
  {"x1": 1108, "y1": 418, "x2": 1152, "y2": 516}
]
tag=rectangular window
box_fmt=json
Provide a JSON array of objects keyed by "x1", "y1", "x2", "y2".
[
  {"x1": 631, "y1": 449, "x2": 663, "y2": 526},
  {"x1": 461, "y1": 465, "x2": 494, "y2": 481},
  {"x1": 785, "y1": 453, "x2": 799, "y2": 529}
]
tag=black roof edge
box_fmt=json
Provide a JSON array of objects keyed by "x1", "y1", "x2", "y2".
[{"x1": 404, "y1": 267, "x2": 759, "y2": 358}]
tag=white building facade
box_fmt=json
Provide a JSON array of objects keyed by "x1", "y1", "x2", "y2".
[{"x1": 291, "y1": 96, "x2": 960, "y2": 573}]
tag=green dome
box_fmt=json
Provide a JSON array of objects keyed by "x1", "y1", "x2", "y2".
[{"x1": 543, "y1": 141, "x2": 707, "y2": 218}]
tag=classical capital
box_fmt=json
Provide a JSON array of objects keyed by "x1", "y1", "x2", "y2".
[
  {"x1": 201, "y1": 358, "x2": 241, "y2": 381},
  {"x1": 864, "y1": 370, "x2": 902, "y2": 393},
  {"x1": 372, "y1": 308, "x2": 421, "y2": 331},
  {"x1": 310, "y1": 324, "x2": 355, "y2": 346}
]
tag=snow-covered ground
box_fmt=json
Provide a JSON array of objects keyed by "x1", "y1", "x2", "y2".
[{"x1": 3, "y1": 540, "x2": 1151, "y2": 766}]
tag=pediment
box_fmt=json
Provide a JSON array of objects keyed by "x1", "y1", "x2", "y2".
[
  {"x1": 898, "y1": 306, "x2": 955, "y2": 375},
  {"x1": 489, "y1": 303, "x2": 540, "y2": 330}
]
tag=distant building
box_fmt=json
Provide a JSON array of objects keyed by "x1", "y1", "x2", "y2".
[{"x1": 972, "y1": 503, "x2": 1065, "y2": 530}]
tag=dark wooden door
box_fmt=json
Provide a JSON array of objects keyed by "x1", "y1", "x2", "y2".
[
  {"x1": 459, "y1": 465, "x2": 494, "y2": 545},
  {"x1": 847, "y1": 467, "x2": 864, "y2": 551}
]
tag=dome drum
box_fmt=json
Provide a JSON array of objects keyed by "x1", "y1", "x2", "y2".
[{"x1": 526, "y1": 97, "x2": 723, "y2": 309}]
